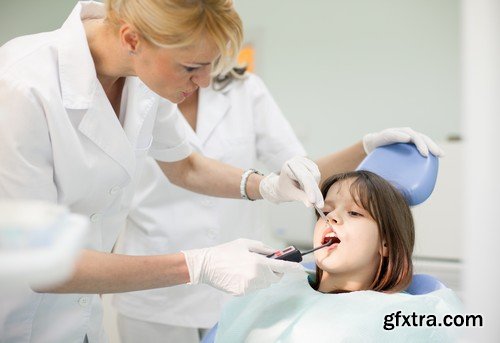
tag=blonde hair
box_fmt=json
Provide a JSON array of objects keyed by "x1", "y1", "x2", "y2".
[{"x1": 105, "y1": 0, "x2": 243, "y2": 74}]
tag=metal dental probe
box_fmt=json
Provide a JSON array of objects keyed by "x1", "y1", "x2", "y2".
[{"x1": 286, "y1": 165, "x2": 334, "y2": 230}]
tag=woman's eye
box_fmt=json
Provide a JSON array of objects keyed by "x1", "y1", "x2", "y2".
[{"x1": 184, "y1": 66, "x2": 198, "y2": 73}]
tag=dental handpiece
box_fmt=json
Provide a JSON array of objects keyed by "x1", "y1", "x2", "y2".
[{"x1": 266, "y1": 238, "x2": 335, "y2": 263}]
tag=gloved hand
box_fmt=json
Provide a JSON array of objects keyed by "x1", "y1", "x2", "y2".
[
  {"x1": 182, "y1": 239, "x2": 304, "y2": 296},
  {"x1": 363, "y1": 127, "x2": 445, "y2": 157},
  {"x1": 259, "y1": 156, "x2": 323, "y2": 208}
]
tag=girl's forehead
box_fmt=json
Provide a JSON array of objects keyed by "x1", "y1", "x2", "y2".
[
  {"x1": 325, "y1": 179, "x2": 357, "y2": 202},
  {"x1": 327, "y1": 179, "x2": 352, "y2": 195}
]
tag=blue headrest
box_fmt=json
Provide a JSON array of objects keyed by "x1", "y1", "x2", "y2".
[
  {"x1": 355, "y1": 143, "x2": 439, "y2": 206},
  {"x1": 405, "y1": 274, "x2": 446, "y2": 295}
]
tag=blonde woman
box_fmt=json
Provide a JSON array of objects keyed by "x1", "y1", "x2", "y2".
[{"x1": 0, "y1": 1, "x2": 320, "y2": 341}]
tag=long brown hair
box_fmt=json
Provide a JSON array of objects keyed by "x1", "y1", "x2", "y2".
[{"x1": 313, "y1": 170, "x2": 414, "y2": 293}]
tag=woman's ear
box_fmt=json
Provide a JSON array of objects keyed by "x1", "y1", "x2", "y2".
[
  {"x1": 380, "y1": 241, "x2": 389, "y2": 257},
  {"x1": 120, "y1": 23, "x2": 140, "y2": 54}
]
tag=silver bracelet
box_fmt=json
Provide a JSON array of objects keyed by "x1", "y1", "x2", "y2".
[{"x1": 240, "y1": 169, "x2": 263, "y2": 201}]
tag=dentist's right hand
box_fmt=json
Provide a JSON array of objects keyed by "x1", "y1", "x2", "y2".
[
  {"x1": 182, "y1": 238, "x2": 304, "y2": 296},
  {"x1": 259, "y1": 156, "x2": 324, "y2": 208}
]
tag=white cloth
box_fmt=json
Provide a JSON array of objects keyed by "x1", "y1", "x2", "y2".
[
  {"x1": 113, "y1": 74, "x2": 306, "y2": 328},
  {"x1": 0, "y1": 2, "x2": 191, "y2": 342},
  {"x1": 117, "y1": 314, "x2": 202, "y2": 343},
  {"x1": 216, "y1": 272, "x2": 464, "y2": 343}
]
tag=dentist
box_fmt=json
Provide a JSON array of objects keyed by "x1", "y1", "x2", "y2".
[{"x1": 0, "y1": 1, "x2": 317, "y2": 341}]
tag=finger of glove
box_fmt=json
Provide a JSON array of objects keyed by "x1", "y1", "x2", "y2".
[
  {"x1": 382, "y1": 128, "x2": 428, "y2": 156},
  {"x1": 299, "y1": 158, "x2": 321, "y2": 182},
  {"x1": 383, "y1": 130, "x2": 413, "y2": 145},
  {"x1": 264, "y1": 257, "x2": 306, "y2": 274},
  {"x1": 422, "y1": 134, "x2": 445, "y2": 157},
  {"x1": 284, "y1": 163, "x2": 323, "y2": 207},
  {"x1": 245, "y1": 239, "x2": 276, "y2": 255},
  {"x1": 368, "y1": 131, "x2": 410, "y2": 153},
  {"x1": 407, "y1": 131, "x2": 430, "y2": 157}
]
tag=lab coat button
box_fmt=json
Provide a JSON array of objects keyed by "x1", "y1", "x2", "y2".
[
  {"x1": 109, "y1": 186, "x2": 121, "y2": 195},
  {"x1": 207, "y1": 229, "x2": 217, "y2": 239},
  {"x1": 78, "y1": 297, "x2": 90, "y2": 307},
  {"x1": 90, "y1": 213, "x2": 103, "y2": 222}
]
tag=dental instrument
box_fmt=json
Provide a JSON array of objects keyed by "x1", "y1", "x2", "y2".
[
  {"x1": 267, "y1": 237, "x2": 335, "y2": 263},
  {"x1": 313, "y1": 204, "x2": 333, "y2": 229}
]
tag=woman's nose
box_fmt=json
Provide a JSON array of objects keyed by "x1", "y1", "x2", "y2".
[{"x1": 191, "y1": 69, "x2": 211, "y2": 88}]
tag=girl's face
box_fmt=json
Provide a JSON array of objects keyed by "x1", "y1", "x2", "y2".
[
  {"x1": 134, "y1": 35, "x2": 219, "y2": 103},
  {"x1": 313, "y1": 179, "x2": 387, "y2": 290}
]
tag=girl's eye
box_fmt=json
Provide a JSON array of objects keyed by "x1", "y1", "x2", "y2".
[{"x1": 348, "y1": 211, "x2": 362, "y2": 217}]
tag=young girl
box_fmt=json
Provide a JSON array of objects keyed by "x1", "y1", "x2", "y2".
[
  {"x1": 215, "y1": 170, "x2": 462, "y2": 342},
  {"x1": 311, "y1": 170, "x2": 414, "y2": 294}
]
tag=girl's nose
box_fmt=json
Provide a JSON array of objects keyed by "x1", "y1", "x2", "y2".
[{"x1": 327, "y1": 211, "x2": 342, "y2": 225}]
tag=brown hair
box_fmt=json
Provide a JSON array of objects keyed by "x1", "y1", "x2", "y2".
[
  {"x1": 212, "y1": 65, "x2": 247, "y2": 91},
  {"x1": 105, "y1": 0, "x2": 243, "y2": 75},
  {"x1": 313, "y1": 170, "x2": 414, "y2": 293}
]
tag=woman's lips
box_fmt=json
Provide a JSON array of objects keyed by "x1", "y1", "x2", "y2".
[{"x1": 181, "y1": 88, "x2": 197, "y2": 98}]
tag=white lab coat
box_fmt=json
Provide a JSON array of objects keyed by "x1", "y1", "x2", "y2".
[
  {"x1": 0, "y1": 2, "x2": 191, "y2": 342},
  {"x1": 112, "y1": 74, "x2": 306, "y2": 328}
]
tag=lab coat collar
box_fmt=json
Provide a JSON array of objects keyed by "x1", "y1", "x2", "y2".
[
  {"x1": 77, "y1": 81, "x2": 135, "y2": 181},
  {"x1": 58, "y1": 1, "x2": 102, "y2": 109},
  {"x1": 196, "y1": 85, "x2": 230, "y2": 145},
  {"x1": 58, "y1": 2, "x2": 157, "y2": 179}
]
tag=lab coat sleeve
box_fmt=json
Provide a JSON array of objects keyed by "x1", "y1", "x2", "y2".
[
  {"x1": 249, "y1": 74, "x2": 307, "y2": 172},
  {"x1": 0, "y1": 79, "x2": 57, "y2": 202},
  {"x1": 149, "y1": 98, "x2": 193, "y2": 162}
]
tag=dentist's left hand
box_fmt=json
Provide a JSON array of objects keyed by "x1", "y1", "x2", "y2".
[
  {"x1": 182, "y1": 239, "x2": 304, "y2": 296},
  {"x1": 259, "y1": 156, "x2": 324, "y2": 208},
  {"x1": 363, "y1": 127, "x2": 445, "y2": 157}
]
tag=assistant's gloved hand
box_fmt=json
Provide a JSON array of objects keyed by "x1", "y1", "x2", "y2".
[
  {"x1": 363, "y1": 127, "x2": 445, "y2": 157},
  {"x1": 259, "y1": 156, "x2": 323, "y2": 208},
  {"x1": 182, "y1": 239, "x2": 304, "y2": 296}
]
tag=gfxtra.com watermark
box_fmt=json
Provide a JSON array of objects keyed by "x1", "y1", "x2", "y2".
[{"x1": 383, "y1": 311, "x2": 483, "y2": 331}]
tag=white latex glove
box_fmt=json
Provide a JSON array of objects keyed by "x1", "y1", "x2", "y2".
[
  {"x1": 182, "y1": 239, "x2": 304, "y2": 296},
  {"x1": 259, "y1": 156, "x2": 324, "y2": 208},
  {"x1": 362, "y1": 127, "x2": 445, "y2": 157}
]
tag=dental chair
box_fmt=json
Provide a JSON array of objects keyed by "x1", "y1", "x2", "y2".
[{"x1": 201, "y1": 143, "x2": 440, "y2": 343}]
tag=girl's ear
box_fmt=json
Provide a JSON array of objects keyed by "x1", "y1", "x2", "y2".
[{"x1": 380, "y1": 241, "x2": 389, "y2": 257}]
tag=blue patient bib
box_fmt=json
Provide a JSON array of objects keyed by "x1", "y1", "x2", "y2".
[{"x1": 215, "y1": 273, "x2": 463, "y2": 343}]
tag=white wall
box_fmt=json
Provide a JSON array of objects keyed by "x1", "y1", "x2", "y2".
[
  {"x1": 234, "y1": 0, "x2": 460, "y2": 158},
  {"x1": 462, "y1": 0, "x2": 500, "y2": 340},
  {"x1": 0, "y1": 0, "x2": 75, "y2": 43}
]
